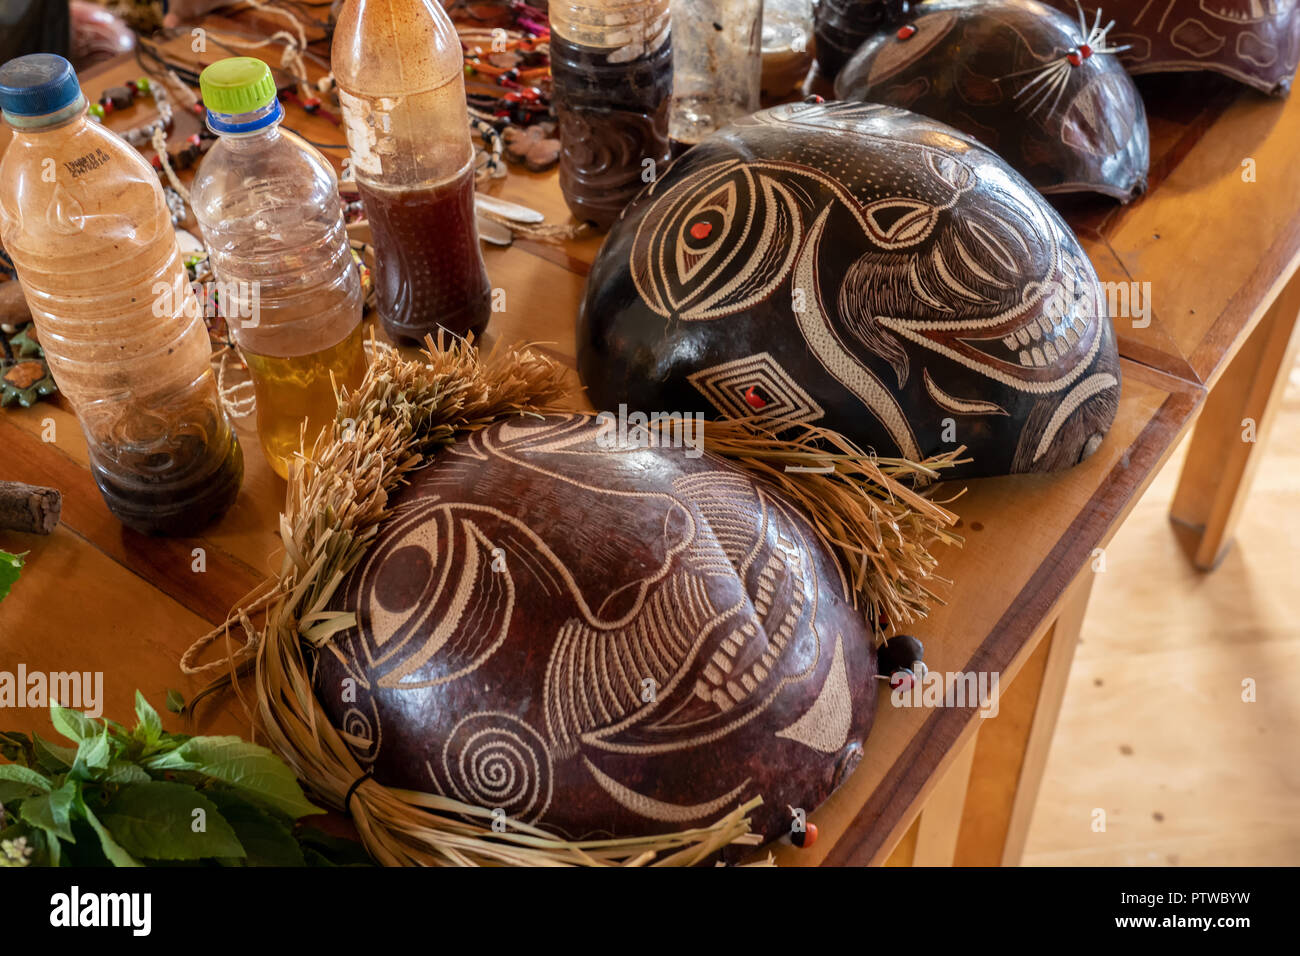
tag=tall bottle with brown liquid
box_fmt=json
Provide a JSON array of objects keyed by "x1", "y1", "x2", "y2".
[
  {"x1": 0, "y1": 54, "x2": 242, "y2": 536},
  {"x1": 332, "y1": 0, "x2": 491, "y2": 345},
  {"x1": 550, "y1": 0, "x2": 673, "y2": 229}
]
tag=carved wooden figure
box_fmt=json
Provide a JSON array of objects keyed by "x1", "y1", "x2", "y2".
[
  {"x1": 316, "y1": 415, "x2": 877, "y2": 843},
  {"x1": 577, "y1": 101, "x2": 1122, "y2": 480},
  {"x1": 835, "y1": 0, "x2": 1151, "y2": 201}
]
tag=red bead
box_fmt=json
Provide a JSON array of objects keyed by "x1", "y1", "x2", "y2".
[
  {"x1": 689, "y1": 221, "x2": 712, "y2": 240},
  {"x1": 188, "y1": 133, "x2": 201, "y2": 147},
  {"x1": 1067, "y1": 51, "x2": 1082, "y2": 67},
  {"x1": 743, "y1": 385, "x2": 767, "y2": 409},
  {"x1": 101, "y1": 99, "x2": 114, "y2": 114},
  {"x1": 897, "y1": 24, "x2": 917, "y2": 40},
  {"x1": 150, "y1": 153, "x2": 163, "y2": 169},
  {"x1": 792, "y1": 822, "x2": 819, "y2": 848}
]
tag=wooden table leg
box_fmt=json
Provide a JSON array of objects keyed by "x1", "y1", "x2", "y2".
[
  {"x1": 1170, "y1": 274, "x2": 1300, "y2": 571},
  {"x1": 877, "y1": 570, "x2": 1095, "y2": 867},
  {"x1": 953, "y1": 570, "x2": 1095, "y2": 866}
]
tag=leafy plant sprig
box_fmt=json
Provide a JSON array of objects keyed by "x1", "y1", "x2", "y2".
[
  {"x1": 0, "y1": 549, "x2": 23, "y2": 603},
  {"x1": 0, "y1": 692, "x2": 370, "y2": 867}
]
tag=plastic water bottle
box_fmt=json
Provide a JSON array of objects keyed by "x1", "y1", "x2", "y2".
[
  {"x1": 190, "y1": 56, "x2": 366, "y2": 480},
  {"x1": 668, "y1": 0, "x2": 762, "y2": 149},
  {"x1": 332, "y1": 0, "x2": 491, "y2": 345},
  {"x1": 0, "y1": 54, "x2": 242, "y2": 536}
]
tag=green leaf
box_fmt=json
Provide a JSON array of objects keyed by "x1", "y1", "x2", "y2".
[
  {"x1": 0, "y1": 731, "x2": 33, "y2": 764},
  {"x1": 31, "y1": 733, "x2": 75, "y2": 773},
  {"x1": 99, "y1": 781, "x2": 244, "y2": 861},
  {"x1": 81, "y1": 804, "x2": 139, "y2": 867},
  {"x1": 101, "y1": 761, "x2": 150, "y2": 785},
  {"x1": 0, "y1": 549, "x2": 23, "y2": 602},
  {"x1": 50, "y1": 703, "x2": 97, "y2": 744},
  {"x1": 165, "y1": 688, "x2": 186, "y2": 715},
  {"x1": 19, "y1": 780, "x2": 76, "y2": 843},
  {"x1": 0, "y1": 763, "x2": 52, "y2": 794},
  {"x1": 205, "y1": 791, "x2": 304, "y2": 867},
  {"x1": 72, "y1": 728, "x2": 113, "y2": 776},
  {"x1": 133, "y1": 691, "x2": 163, "y2": 747},
  {"x1": 147, "y1": 737, "x2": 322, "y2": 820}
]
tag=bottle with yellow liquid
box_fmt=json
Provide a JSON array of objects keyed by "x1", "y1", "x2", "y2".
[{"x1": 190, "y1": 57, "x2": 366, "y2": 478}]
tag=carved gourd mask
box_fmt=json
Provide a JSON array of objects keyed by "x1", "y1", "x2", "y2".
[
  {"x1": 315, "y1": 414, "x2": 877, "y2": 843},
  {"x1": 577, "y1": 101, "x2": 1122, "y2": 480},
  {"x1": 834, "y1": 0, "x2": 1151, "y2": 201},
  {"x1": 1044, "y1": 0, "x2": 1300, "y2": 95}
]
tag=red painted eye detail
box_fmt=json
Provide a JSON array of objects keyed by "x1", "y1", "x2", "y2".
[
  {"x1": 689, "y1": 221, "x2": 712, "y2": 240},
  {"x1": 897, "y1": 24, "x2": 916, "y2": 39},
  {"x1": 744, "y1": 385, "x2": 768, "y2": 409}
]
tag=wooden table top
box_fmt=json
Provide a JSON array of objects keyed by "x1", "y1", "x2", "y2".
[{"x1": 4, "y1": 14, "x2": 1292, "y2": 865}]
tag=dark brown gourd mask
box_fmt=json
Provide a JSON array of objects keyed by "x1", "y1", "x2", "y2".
[
  {"x1": 1044, "y1": 0, "x2": 1300, "y2": 95},
  {"x1": 315, "y1": 414, "x2": 877, "y2": 843},
  {"x1": 577, "y1": 101, "x2": 1122, "y2": 479},
  {"x1": 834, "y1": 0, "x2": 1151, "y2": 201}
]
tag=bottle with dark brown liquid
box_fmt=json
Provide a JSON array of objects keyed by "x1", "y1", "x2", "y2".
[
  {"x1": 0, "y1": 54, "x2": 242, "y2": 536},
  {"x1": 813, "y1": 0, "x2": 909, "y2": 81},
  {"x1": 332, "y1": 0, "x2": 491, "y2": 345},
  {"x1": 550, "y1": 0, "x2": 673, "y2": 230}
]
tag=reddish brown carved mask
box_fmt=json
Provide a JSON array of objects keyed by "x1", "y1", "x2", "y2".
[
  {"x1": 835, "y1": 0, "x2": 1151, "y2": 200},
  {"x1": 1045, "y1": 0, "x2": 1300, "y2": 94},
  {"x1": 578, "y1": 101, "x2": 1122, "y2": 479},
  {"x1": 316, "y1": 415, "x2": 877, "y2": 843}
]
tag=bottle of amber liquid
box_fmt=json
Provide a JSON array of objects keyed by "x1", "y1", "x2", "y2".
[
  {"x1": 550, "y1": 0, "x2": 673, "y2": 229},
  {"x1": 332, "y1": 0, "x2": 491, "y2": 345},
  {"x1": 190, "y1": 57, "x2": 367, "y2": 479},
  {"x1": 0, "y1": 54, "x2": 242, "y2": 536}
]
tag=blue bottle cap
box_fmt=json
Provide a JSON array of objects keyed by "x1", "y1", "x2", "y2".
[{"x1": 0, "y1": 54, "x2": 82, "y2": 118}]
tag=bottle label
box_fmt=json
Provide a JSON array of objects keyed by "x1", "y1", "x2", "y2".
[
  {"x1": 64, "y1": 147, "x2": 112, "y2": 180},
  {"x1": 337, "y1": 87, "x2": 384, "y2": 176}
]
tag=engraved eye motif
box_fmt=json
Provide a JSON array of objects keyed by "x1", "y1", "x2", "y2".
[{"x1": 631, "y1": 160, "x2": 803, "y2": 321}]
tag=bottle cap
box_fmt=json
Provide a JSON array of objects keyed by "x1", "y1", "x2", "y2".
[
  {"x1": 0, "y1": 54, "x2": 82, "y2": 118},
  {"x1": 200, "y1": 57, "x2": 277, "y2": 115}
]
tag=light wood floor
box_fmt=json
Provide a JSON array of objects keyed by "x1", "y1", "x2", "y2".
[{"x1": 1021, "y1": 359, "x2": 1300, "y2": 866}]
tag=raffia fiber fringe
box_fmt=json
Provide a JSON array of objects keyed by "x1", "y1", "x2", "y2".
[{"x1": 182, "y1": 333, "x2": 962, "y2": 866}]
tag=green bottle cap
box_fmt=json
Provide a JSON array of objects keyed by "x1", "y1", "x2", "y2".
[{"x1": 199, "y1": 57, "x2": 277, "y2": 115}]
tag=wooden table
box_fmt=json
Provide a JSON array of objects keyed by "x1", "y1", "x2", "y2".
[{"x1": 1, "y1": 16, "x2": 1294, "y2": 867}]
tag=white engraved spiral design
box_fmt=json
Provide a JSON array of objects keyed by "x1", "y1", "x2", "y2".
[
  {"x1": 341, "y1": 706, "x2": 378, "y2": 766},
  {"x1": 437, "y1": 711, "x2": 554, "y2": 824}
]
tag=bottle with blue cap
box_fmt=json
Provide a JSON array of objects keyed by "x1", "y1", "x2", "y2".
[
  {"x1": 190, "y1": 56, "x2": 366, "y2": 480},
  {"x1": 0, "y1": 53, "x2": 243, "y2": 536}
]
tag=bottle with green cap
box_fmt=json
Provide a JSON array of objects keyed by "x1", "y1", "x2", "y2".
[
  {"x1": 0, "y1": 53, "x2": 243, "y2": 536},
  {"x1": 190, "y1": 56, "x2": 366, "y2": 480}
]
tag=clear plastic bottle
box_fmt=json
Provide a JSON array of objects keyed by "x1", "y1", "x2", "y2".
[
  {"x1": 190, "y1": 57, "x2": 366, "y2": 480},
  {"x1": 761, "y1": 0, "x2": 814, "y2": 97},
  {"x1": 332, "y1": 0, "x2": 491, "y2": 345},
  {"x1": 668, "y1": 0, "x2": 762, "y2": 149},
  {"x1": 0, "y1": 54, "x2": 242, "y2": 536},
  {"x1": 550, "y1": 0, "x2": 673, "y2": 228}
]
